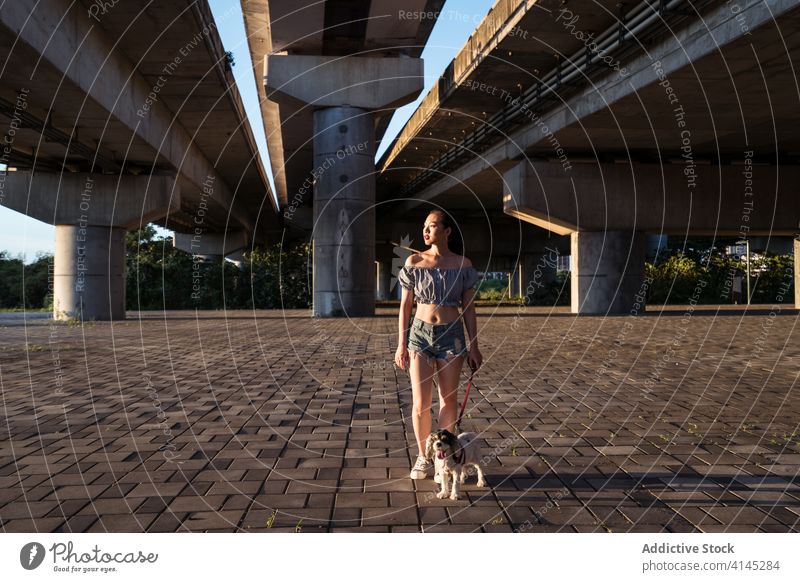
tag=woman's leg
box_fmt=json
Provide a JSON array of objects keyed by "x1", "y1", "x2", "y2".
[
  {"x1": 409, "y1": 350, "x2": 436, "y2": 456},
  {"x1": 436, "y1": 354, "x2": 464, "y2": 432}
]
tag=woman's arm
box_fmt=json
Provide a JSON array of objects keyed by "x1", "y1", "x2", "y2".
[
  {"x1": 398, "y1": 286, "x2": 414, "y2": 348},
  {"x1": 461, "y1": 287, "x2": 478, "y2": 350},
  {"x1": 461, "y1": 286, "x2": 482, "y2": 370},
  {"x1": 395, "y1": 265, "x2": 415, "y2": 370}
]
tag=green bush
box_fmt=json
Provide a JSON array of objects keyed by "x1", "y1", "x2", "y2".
[
  {"x1": 0, "y1": 251, "x2": 52, "y2": 309},
  {"x1": 125, "y1": 226, "x2": 311, "y2": 310},
  {"x1": 646, "y1": 246, "x2": 794, "y2": 305}
]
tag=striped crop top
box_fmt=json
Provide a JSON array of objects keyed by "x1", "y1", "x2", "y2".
[{"x1": 397, "y1": 265, "x2": 480, "y2": 307}]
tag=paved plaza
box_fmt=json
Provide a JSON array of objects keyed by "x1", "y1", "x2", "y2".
[{"x1": 1, "y1": 306, "x2": 799, "y2": 532}]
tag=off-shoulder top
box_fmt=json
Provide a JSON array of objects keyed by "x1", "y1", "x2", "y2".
[{"x1": 397, "y1": 265, "x2": 480, "y2": 307}]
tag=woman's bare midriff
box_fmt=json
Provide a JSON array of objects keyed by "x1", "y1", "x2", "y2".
[{"x1": 414, "y1": 303, "x2": 461, "y2": 325}]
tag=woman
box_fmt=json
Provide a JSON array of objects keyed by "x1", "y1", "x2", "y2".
[{"x1": 394, "y1": 209, "x2": 483, "y2": 480}]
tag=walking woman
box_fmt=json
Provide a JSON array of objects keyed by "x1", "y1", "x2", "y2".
[{"x1": 394, "y1": 209, "x2": 483, "y2": 479}]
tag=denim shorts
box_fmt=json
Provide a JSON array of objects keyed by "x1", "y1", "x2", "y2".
[{"x1": 407, "y1": 317, "x2": 468, "y2": 364}]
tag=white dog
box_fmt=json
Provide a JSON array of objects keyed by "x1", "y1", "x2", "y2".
[{"x1": 425, "y1": 429, "x2": 487, "y2": 500}]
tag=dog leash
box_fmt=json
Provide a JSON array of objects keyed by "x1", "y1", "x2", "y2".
[{"x1": 455, "y1": 364, "x2": 476, "y2": 434}]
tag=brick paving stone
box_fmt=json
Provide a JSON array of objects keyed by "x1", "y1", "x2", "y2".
[
  {"x1": 182, "y1": 510, "x2": 245, "y2": 531},
  {"x1": 362, "y1": 506, "x2": 418, "y2": 526},
  {"x1": 423, "y1": 523, "x2": 479, "y2": 532},
  {"x1": 44, "y1": 484, "x2": 110, "y2": 500},
  {"x1": 0, "y1": 500, "x2": 60, "y2": 519},
  {"x1": 756, "y1": 506, "x2": 800, "y2": 527},
  {"x1": 363, "y1": 479, "x2": 414, "y2": 492},
  {"x1": 262, "y1": 480, "x2": 288, "y2": 495},
  {"x1": 126, "y1": 482, "x2": 188, "y2": 498},
  {"x1": 330, "y1": 507, "x2": 361, "y2": 526},
  {"x1": 418, "y1": 505, "x2": 449, "y2": 525},
  {"x1": 206, "y1": 480, "x2": 263, "y2": 496},
  {"x1": 336, "y1": 492, "x2": 387, "y2": 508},
  {"x1": 87, "y1": 513, "x2": 159, "y2": 533},
  {"x1": 701, "y1": 524, "x2": 762, "y2": 532},
  {"x1": 147, "y1": 511, "x2": 189, "y2": 532},
  {"x1": 331, "y1": 526, "x2": 391, "y2": 532},
  {"x1": 703, "y1": 506, "x2": 777, "y2": 525},
  {"x1": 448, "y1": 505, "x2": 505, "y2": 525},
  {"x1": 618, "y1": 505, "x2": 682, "y2": 527},
  {"x1": 168, "y1": 495, "x2": 225, "y2": 512},
  {"x1": 3, "y1": 517, "x2": 65, "y2": 532},
  {"x1": 539, "y1": 505, "x2": 600, "y2": 526},
  {"x1": 253, "y1": 493, "x2": 307, "y2": 509},
  {"x1": 57, "y1": 514, "x2": 98, "y2": 533}
]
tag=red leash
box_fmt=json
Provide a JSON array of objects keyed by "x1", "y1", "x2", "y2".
[{"x1": 455, "y1": 365, "x2": 476, "y2": 433}]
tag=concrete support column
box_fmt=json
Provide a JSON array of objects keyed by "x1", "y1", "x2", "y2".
[
  {"x1": 571, "y1": 231, "x2": 646, "y2": 314},
  {"x1": 510, "y1": 268, "x2": 521, "y2": 298},
  {"x1": 54, "y1": 225, "x2": 126, "y2": 320},
  {"x1": 376, "y1": 261, "x2": 391, "y2": 301},
  {"x1": 312, "y1": 106, "x2": 375, "y2": 316}
]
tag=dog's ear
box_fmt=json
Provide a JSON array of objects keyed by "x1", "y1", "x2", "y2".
[{"x1": 424, "y1": 433, "x2": 435, "y2": 460}]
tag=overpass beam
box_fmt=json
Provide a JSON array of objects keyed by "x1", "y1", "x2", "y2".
[
  {"x1": 504, "y1": 160, "x2": 800, "y2": 235},
  {"x1": 172, "y1": 230, "x2": 247, "y2": 259},
  {"x1": 267, "y1": 55, "x2": 423, "y2": 316}
]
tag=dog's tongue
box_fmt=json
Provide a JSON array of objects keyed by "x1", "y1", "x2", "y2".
[{"x1": 436, "y1": 451, "x2": 445, "y2": 460}]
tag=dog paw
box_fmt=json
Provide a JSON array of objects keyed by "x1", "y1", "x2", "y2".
[
  {"x1": 477, "y1": 479, "x2": 487, "y2": 488},
  {"x1": 436, "y1": 491, "x2": 449, "y2": 499},
  {"x1": 449, "y1": 493, "x2": 461, "y2": 501}
]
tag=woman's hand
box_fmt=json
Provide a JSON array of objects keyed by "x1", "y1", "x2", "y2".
[
  {"x1": 467, "y1": 344, "x2": 483, "y2": 372},
  {"x1": 395, "y1": 345, "x2": 410, "y2": 370}
]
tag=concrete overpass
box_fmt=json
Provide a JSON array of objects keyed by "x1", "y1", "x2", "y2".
[
  {"x1": 0, "y1": 0, "x2": 281, "y2": 319},
  {"x1": 378, "y1": 0, "x2": 800, "y2": 313},
  {"x1": 242, "y1": 0, "x2": 446, "y2": 316}
]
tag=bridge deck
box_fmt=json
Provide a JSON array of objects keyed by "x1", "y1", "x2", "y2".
[{"x1": 1, "y1": 307, "x2": 798, "y2": 532}]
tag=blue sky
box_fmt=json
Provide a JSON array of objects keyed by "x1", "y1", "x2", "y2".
[{"x1": 0, "y1": 0, "x2": 494, "y2": 261}]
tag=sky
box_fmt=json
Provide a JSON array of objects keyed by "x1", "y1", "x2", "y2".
[{"x1": 0, "y1": 0, "x2": 495, "y2": 262}]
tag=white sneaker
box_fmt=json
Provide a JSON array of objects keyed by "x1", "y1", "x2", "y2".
[{"x1": 410, "y1": 455, "x2": 432, "y2": 479}]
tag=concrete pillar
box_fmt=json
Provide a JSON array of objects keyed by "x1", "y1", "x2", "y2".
[
  {"x1": 510, "y1": 267, "x2": 521, "y2": 298},
  {"x1": 571, "y1": 231, "x2": 646, "y2": 314},
  {"x1": 312, "y1": 106, "x2": 375, "y2": 317},
  {"x1": 376, "y1": 261, "x2": 391, "y2": 301},
  {"x1": 54, "y1": 225, "x2": 126, "y2": 320}
]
